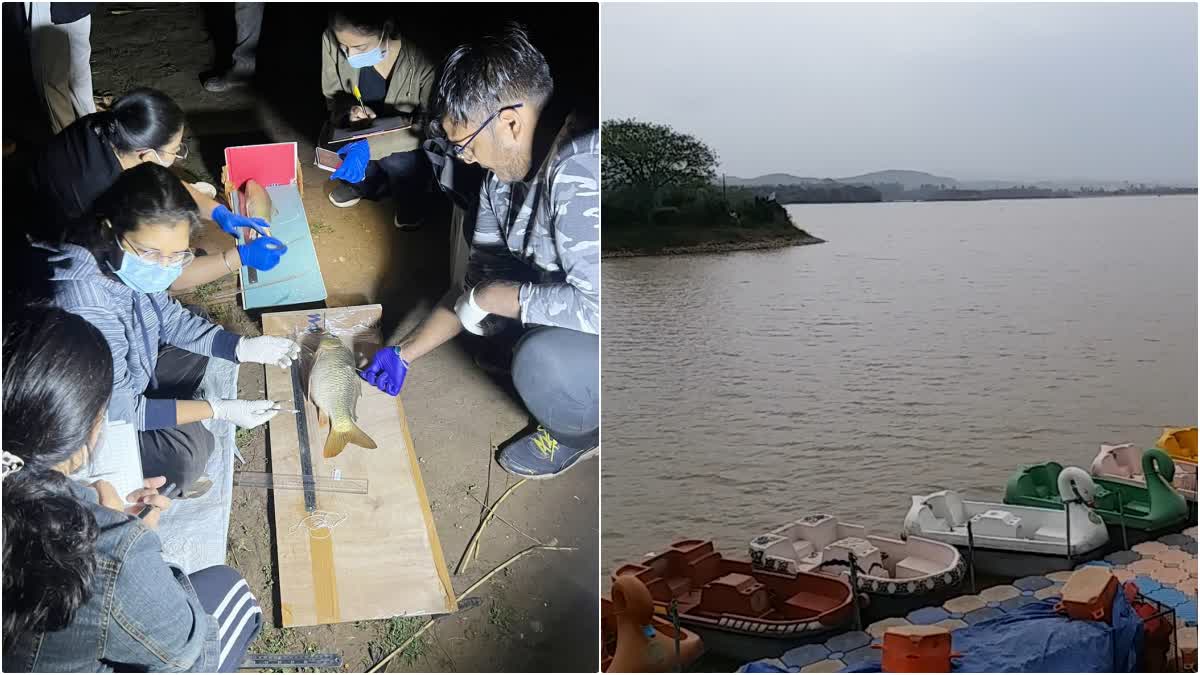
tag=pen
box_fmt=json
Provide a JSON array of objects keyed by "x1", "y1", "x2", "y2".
[
  {"x1": 353, "y1": 84, "x2": 364, "y2": 107},
  {"x1": 136, "y1": 482, "x2": 176, "y2": 519}
]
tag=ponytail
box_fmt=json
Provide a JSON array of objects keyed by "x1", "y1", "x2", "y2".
[
  {"x1": 88, "y1": 88, "x2": 184, "y2": 154},
  {"x1": 2, "y1": 305, "x2": 114, "y2": 651}
]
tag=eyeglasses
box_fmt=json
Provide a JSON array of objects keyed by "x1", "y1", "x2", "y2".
[
  {"x1": 120, "y1": 235, "x2": 195, "y2": 268},
  {"x1": 338, "y1": 32, "x2": 384, "y2": 56},
  {"x1": 449, "y1": 104, "x2": 524, "y2": 160},
  {"x1": 165, "y1": 142, "x2": 189, "y2": 161}
]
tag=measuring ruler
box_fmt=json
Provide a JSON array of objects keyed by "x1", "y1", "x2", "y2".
[
  {"x1": 234, "y1": 471, "x2": 368, "y2": 494},
  {"x1": 290, "y1": 360, "x2": 317, "y2": 512},
  {"x1": 240, "y1": 652, "x2": 342, "y2": 670}
]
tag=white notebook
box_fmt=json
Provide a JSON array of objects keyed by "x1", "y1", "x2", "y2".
[{"x1": 71, "y1": 418, "x2": 143, "y2": 506}]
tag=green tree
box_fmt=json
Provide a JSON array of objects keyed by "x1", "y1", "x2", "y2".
[{"x1": 601, "y1": 119, "x2": 719, "y2": 191}]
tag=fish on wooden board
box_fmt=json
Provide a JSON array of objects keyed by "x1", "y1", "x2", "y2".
[{"x1": 308, "y1": 333, "x2": 377, "y2": 458}]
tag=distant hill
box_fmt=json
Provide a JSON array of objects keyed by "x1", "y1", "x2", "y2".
[
  {"x1": 835, "y1": 170, "x2": 958, "y2": 189},
  {"x1": 723, "y1": 173, "x2": 823, "y2": 187},
  {"x1": 724, "y1": 169, "x2": 957, "y2": 189}
]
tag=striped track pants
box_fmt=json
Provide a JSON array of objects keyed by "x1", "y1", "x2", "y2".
[{"x1": 188, "y1": 565, "x2": 263, "y2": 672}]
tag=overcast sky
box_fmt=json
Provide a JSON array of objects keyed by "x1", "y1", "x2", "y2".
[{"x1": 602, "y1": 3, "x2": 1198, "y2": 183}]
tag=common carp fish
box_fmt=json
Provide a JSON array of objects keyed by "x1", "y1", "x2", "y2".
[{"x1": 308, "y1": 333, "x2": 377, "y2": 458}]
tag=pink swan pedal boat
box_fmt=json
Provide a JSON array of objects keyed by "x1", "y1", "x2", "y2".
[{"x1": 1091, "y1": 443, "x2": 1197, "y2": 503}]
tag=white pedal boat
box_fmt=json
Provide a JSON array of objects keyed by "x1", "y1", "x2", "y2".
[
  {"x1": 749, "y1": 514, "x2": 966, "y2": 620},
  {"x1": 902, "y1": 467, "x2": 1110, "y2": 578}
]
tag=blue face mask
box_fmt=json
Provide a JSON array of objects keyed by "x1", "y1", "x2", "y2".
[
  {"x1": 347, "y1": 34, "x2": 387, "y2": 69},
  {"x1": 110, "y1": 239, "x2": 184, "y2": 293}
]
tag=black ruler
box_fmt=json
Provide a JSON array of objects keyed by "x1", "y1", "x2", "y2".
[{"x1": 290, "y1": 361, "x2": 316, "y2": 512}]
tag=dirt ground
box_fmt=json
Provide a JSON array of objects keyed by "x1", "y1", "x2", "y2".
[{"x1": 87, "y1": 4, "x2": 598, "y2": 672}]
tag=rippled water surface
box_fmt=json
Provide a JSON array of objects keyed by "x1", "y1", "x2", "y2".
[{"x1": 601, "y1": 195, "x2": 1197, "y2": 572}]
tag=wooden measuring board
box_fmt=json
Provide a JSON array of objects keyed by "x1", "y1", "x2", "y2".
[
  {"x1": 224, "y1": 142, "x2": 328, "y2": 311},
  {"x1": 262, "y1": 305, "x2": 455, "y2": 627}
]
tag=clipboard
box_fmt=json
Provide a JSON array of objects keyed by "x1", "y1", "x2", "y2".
[{"x1": 323, "y1": 115, "x2": 413, "y2": 146}]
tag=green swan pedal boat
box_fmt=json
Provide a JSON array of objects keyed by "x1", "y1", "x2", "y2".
[{"x1": 1004, "y1": 448, "x2": 1190, "y2": 535}]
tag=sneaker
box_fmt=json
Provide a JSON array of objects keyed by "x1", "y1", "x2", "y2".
[
  {"x1": 179, "y1": 475, "x2": 213, "y2": 499},
  {"x1": 496, "y1": 426, "x2": 598, "y2": 480},
  {"x1": 202, "y1": 73, "x2": 251, "y2": 93},
  {"x1": 394, "y1": 209, "x2": 423, "y2": 232},
  {"x1": 329, "y1": 181, "x2": 362, "y2": 208}
]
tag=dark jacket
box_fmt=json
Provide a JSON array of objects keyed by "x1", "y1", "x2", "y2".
[{"x1": 50, "y1": 3, "x2": 95, "y2": 24}]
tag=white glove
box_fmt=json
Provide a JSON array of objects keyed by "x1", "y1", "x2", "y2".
[
  {"x1": 236, "y1": 336, "x2": 301, "y2": 368},
  {"x1": 210, "y1": 399, "x2": 279, "y2": 429},
  {"x1": 191, "y1": 181, "x2": 218, "y2": 198},
  {"x1": 454, "y1": 287, "x2": 490, "y2": 336}
]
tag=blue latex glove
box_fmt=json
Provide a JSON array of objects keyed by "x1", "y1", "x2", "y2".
[
  {"x1": 212, "y1": 204, "x2": 270, "y2": 238},
  {"x1": 330, "y1": 140, "x2": 370, "y2": 184},
  {"x1": 360, "y1": 347, "x2": 408, "y2": 396},
  {"x1": 237, "y1": 236, "x2": 288, "y2": 271}
]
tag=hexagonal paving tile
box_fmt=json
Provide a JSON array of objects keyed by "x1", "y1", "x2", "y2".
[
  {"x1": 979, "y1": 585, "x2": 1020, "y2": 603},
  {"x1": 801, "y1": 659, "x2": 846, "y2": 672},
  {"x1": 934, "y1": 618, "x2": 968, "y2": 632},
  {"x1": 1184, "y1": 526, "x2": 1197, "y2": 538},
  {"x1": 1129, "y1": 559, "x2": 1165, "y2": 575},
  {"x1": 866, "y1": 617, "x2": 911, "y2": 639},
  {"x1": 1176, "y1": 600, "x2": 1198, "y2": 627},
  {"x1": 1133, "y1": 576, "x2": 1162, "y2": 593},
  {"x1": 843, "y1": 644, "x2": 881, "y2": 667},
  {"x1": 1161, "y1": 533, "x2": 1194, "y2": 547},
  {"x1": 1046, "y1": 570, "x2": 1075, "y2": 583},
  {"x1": 1134, "y1": 541, "x2": 1170, "y2": 555},
  {"x1": 1157, "y1": 549, "x2": 1192, "y2": 567},
  {"x1": 1035, "y1": 584, "x2": 1065, "y2": 600},
  {"x1": 943, "y1": 594, "x2": 987, "y2": 614},
  {"x1": 1104, "y1": 550, "x2": 1142, "y2": 565},
  {"x1": 825, "y1": 631, "x2": 872, "y2": 654},
  {"x1": 1152, "y1": 566, "x2": 1189, "y2": 586},
  {"x1": 1075, "y1": 560, "x2": 1113, "y2": 570},
  {"x1": 1184, "y1": 542, "x2": 1198, "y2": 555},
  {"x1": 964, "y1": 607, "x2": 1005, "y2": 625},
  {"x1": 906, "y1": 606, "x2": 951, "y2": 625},
  {"x1": 1147, "y1": 587, "x2": 1189, "y2": 608},
  {"x1": 1114, "y1": 568, "x2": 1136, "y2": 583},
  {"x1": 1013, "y1": 575, "x2": 1055, "y2": 592},
  {"x1": 781, "y1": 644, "x2": 831, "y2": 669},
  {"x1": 1000, "y1": 595, "x2": 1040, "y2": 612}
]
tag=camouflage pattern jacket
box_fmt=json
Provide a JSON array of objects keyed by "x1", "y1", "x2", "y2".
[{"x1": 466, "y1": 117, "x2": 600, "y2": 335}]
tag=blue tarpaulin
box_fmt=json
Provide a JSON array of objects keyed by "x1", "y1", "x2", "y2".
[{"x1": 740, "y1": 593, "x2": 1145, "y2": 673}]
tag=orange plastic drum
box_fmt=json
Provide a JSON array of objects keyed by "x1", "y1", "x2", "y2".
[
  {"x1": 876, "y1": 625, "x2": 959, "y2": 673},
  {"x1": 1056, "y1": 567, "x2": 1119, "y2": 623}
]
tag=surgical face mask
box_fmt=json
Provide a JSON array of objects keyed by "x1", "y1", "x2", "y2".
[
  {"x1": 145, "y1": 149, "x2": 174, "y2": 168},
  {"x1": 347, "y1": 34, "x2": 388, "y2": 68},
  {"x1": 110, "y1": 238, "x2": 184, "y2": 293}
]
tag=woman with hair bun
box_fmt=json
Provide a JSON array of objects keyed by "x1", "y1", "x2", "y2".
[
  {"x1": 1, "y1": 304, "x2": 261, "y2": 672},
  {"x1": 23, "y1": 87, "x2": 287, "y2": 288}
]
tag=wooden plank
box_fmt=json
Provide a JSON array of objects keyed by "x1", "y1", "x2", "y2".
[{"x1": 263, "y1": 305, "x2": 455, "y2": 627}]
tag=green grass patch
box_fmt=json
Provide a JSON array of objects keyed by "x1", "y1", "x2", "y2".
[
  {"x1": 309, "y1": 220, "x2": 333, "y2": 235},
  {"x1": 366, "y1": 616, "x2": 430, "y2": 667}
]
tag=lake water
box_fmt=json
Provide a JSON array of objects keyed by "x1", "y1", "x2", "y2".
[{"x1": 601, "y1": 195, "x2": 1197, "y2": 574}]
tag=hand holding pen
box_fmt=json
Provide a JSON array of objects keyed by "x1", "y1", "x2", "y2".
[{"x1": 92, "y1": 476, "x2": 175, "y2": 530}]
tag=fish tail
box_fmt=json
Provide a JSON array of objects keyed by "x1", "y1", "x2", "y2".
[{"x1": 323, "y1": 422, "x2": 377, "y2": 458}]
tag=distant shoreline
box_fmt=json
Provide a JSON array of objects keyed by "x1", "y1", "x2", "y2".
[{"x1": 604, "y1": 231, "x2": 826, "y2": 259}]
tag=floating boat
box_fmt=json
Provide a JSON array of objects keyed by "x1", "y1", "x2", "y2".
[
  {"x1": 748, "y1": 514, "x2": 966, "y2": 621},
  {"x1": 1091, "y1": 443, "x2": 1197, "y2": 503},
  {"x1": 612, "y1": 539, "x2": 855, "y2": 661},
  {"x1": 602, "y1": 574, "x2": 704, "y2": 672},
  {"x1": 1157, "y1": 426, "x2": 1198, "y2": 463},
  {"x1": 903, "y1": 467, "x2": 1109, "y2": 578},
  {"x1": 1004, "y1": 450, "x2": 1190, "y2": 537}
]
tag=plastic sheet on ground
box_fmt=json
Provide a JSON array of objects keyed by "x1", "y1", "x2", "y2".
[
  {"x1": 739, "y1": 593, "x2": 1144, "y2": 673},
  {"x1": 155, "y1": 357, "x2": 240, "y2": 574}
]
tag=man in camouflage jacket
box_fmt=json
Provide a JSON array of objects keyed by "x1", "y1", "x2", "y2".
[{"x1": 361, "y1": 25, "x2": 599, "y2": 479}]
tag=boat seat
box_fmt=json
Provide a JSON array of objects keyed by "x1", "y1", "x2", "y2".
[
  {"x1": 784, "y1": 591, "x2": 840, "y2": 615},
  {"x1": 824, "y1": 537, "x2": 884, "y2": 576},
  {"x1": 1032, "y1": 523, "x2": 1066, "y2": 544},
  {"x1": 666, "y1": 576, "x2": 692, "y2": 597},
  {"x1": 894, "y1": 555, "x2": 941, "y2": 578},
  {"x1": 970, "y1": 510, "x2": 1022, "y2": 538}
]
